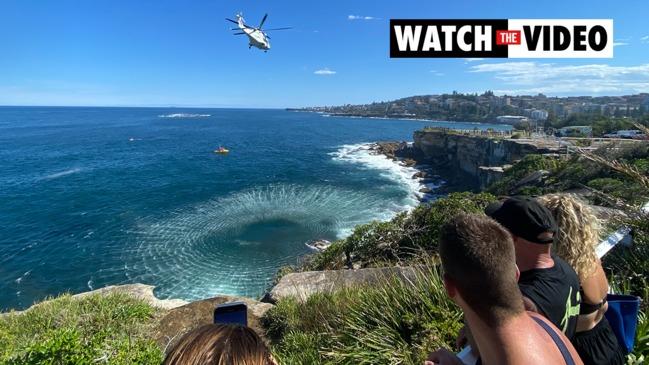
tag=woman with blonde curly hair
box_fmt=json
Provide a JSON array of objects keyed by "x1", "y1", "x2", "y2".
[{"x1": 539, "y1": 194, "x2": 625, "y2": 365}]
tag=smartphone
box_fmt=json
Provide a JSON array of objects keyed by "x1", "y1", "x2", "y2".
[{"x1": 213, "y1": 301, "x2": 248, "y2": 326}]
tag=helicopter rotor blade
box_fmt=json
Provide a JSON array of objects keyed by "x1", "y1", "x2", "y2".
[
  {"x1": 258, "y1": 13, "x2": 268, "y2": 29},
  {"x1": 232, "y1": 32, "x2": 246, "y2": 35},
  {"x1": 264, "y1": 27, "x2": 292, "y2": 31},
  {"x1": 225, "y1": 18, "x2": 239, "y2": 25}
]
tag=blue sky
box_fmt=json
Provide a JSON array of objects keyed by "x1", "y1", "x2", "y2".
[{"x1": 1, "y1": 0, "x2": 648, "y2": 108}]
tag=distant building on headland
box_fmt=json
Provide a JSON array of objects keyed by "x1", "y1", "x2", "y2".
[
  {"x1": 496, "y1": 115, "x2": 529, "y2": 125},
  {"x1": 557, "y1": 126, "x2": 593, "y2": 137},
  {"x1": 530, "y1": 109, "x2": 549, "y2": 121}
]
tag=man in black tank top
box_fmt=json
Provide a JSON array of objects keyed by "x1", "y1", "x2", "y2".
[{"x1": 487, "y1": 196, "x2": 581, "y2": 339}]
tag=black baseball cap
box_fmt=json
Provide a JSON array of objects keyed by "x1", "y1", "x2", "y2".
[{"x1": 485, "y1": 196, "x2": 557, "y2": 244}]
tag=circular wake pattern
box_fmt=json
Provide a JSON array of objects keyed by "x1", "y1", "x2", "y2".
[{"x1": 126, "y1": 184, "x2": 404, "y2": 300}]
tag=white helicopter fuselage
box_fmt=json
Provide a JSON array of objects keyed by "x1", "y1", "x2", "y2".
[{"x1": 237, "y1": 17, "x2": 270, "y2": 50}]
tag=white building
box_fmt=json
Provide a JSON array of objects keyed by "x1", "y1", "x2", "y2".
[
  {"x1": 496, "y1": 115, "x2": 529, "y2": 125},
  {"x1": 531, "y1": 109, "x2": 549, "y2": 120}
]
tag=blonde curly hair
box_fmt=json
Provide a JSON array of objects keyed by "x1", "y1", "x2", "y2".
[{"x1": 538, "y1": 194, "x2": 600, "y2": 282}]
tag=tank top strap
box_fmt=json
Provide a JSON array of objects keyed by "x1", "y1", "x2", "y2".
[{"x1": 531, "y1": 316, "x2": 576, "y2": 365}]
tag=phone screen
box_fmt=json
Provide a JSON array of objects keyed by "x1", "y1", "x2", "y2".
[{"x1": 213, "y1": 302, "x2": 247, "y2": 326}]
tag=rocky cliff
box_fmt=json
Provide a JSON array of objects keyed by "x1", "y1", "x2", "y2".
[{"x1": 412, "y1": 129, "x2": 563, "y2": 189}]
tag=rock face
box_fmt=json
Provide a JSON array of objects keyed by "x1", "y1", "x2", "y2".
[
  {"x1": 154, "y1": 295, "x2": 273, "y2": 351},
  {"x1": 267, "y1": 266, "x2": 419, "y2": 302},
  {"x1": 1, "y1": 284, "x2": 189, "y2": 317},
  {"x1": 75, "y1": 284, "x2": 189, "y2": 310},
  {"x1": 372, "y1": 141, "x2": 414, "y2": 160},
  {"x1": 413, "y1": 129, "x2": 562, "y2": 189}
]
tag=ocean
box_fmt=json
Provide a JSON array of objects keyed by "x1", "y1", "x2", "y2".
[{"x1": 0, "y1": 107, "x2": 510, "y2": 310}]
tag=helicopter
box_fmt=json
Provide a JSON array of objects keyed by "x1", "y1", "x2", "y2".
[{"x1": 226, "y1": 13, "x2": 291, "y2": 52}]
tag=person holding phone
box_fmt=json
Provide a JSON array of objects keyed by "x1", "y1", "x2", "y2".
[{"x1": 163, "y1": 302, "x2": 277, "y2": 365}]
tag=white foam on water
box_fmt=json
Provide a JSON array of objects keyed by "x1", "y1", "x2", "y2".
[
  {"x1": 39, "y1": 168, "x2": 82, "y2": 181},
  {"x1": 330, "y1": 143, "x2": 424, "y2": 207},
  {"x1": 14, "y1": 270, "x2": 31, "y2": 284},
  {"x1": 158, "y1": 113, "x2": 211, "y2": 118}
]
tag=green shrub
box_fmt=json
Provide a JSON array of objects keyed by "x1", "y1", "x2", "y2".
[
  {"x1": 627, "y1": 311, "x2": 649, "y2": 364},
  {"x1": 263, "y1": 266, "x2": 462, "y2": 365},
  {"x1": 0, "y1": 292, "x2": 163, "y2": 364},
  {"x1": 488, "y1": 154, "x2": 564, "y2": 195},
  {"x1": 302, "y1": 192, "x2": 496, "y2": 270}
]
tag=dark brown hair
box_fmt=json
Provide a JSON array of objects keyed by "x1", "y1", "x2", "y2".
[
  {"x1": 439, "y1": 213, "x2": 524, "y2": 326},
  {"x1": 163, "y1": 324, "x2": 274, "y2": 365}
]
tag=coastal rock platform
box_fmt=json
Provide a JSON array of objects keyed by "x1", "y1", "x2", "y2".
[
  {"x1": 267, "y1": 266, "x2": 419, "y2": 303},
  {"x1": 154, "y1": 295, "x2": 273, "y2": 350}
]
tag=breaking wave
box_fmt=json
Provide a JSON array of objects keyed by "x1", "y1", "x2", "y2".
[
  {"x1": 39, "y1": 168, "x2": 83, "y2": 181},
  {"x1": 330, "y1": 143, "x2": 424, "y2": 208},
  {"x1": 158, "y1": 113, "x2": 211, "y2": 118}
]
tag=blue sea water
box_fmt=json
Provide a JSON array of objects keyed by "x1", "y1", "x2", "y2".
[{"x1": 0, "y1": 107, "x2": 510, "y2": 310}]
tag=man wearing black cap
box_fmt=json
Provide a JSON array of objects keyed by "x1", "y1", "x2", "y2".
[{"x1": 486, "y1": 196, "x2": 581, "y2": 339}]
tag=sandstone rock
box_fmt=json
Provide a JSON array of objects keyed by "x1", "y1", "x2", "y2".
[
  {"x1": 267, "y1": 266, "x2": 419, "y2": 302},
  {"x1": 413, "y1": 171, "x2": 428, "y2": 179},
  {"x1": 1, "y1": 284, "x2": 188, "y2": 317},
  {"x1": 305, "y1": 239, "x2": 332, "y2": 252},
  {"x1": 74, "y1": 284, "x2": 188, "y2": 310},
  {"x1": 402, "y1": 158, "x2": 417, "y2": 167},
  {"x1": 510, "y1": 170, "x2": 549, "y2": 193},
  {"x1": 153, "y1": 295, "x2": 273, "y2": 351},
  {"x1": 413, "y1": 129, "x2": 562, "y2": 190}
]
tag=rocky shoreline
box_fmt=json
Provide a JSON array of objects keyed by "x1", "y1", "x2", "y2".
[{"x1": 369, "y1": 141, "x2": 451, "y2": 201}]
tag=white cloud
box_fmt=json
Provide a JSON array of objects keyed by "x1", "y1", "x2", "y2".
[
  {"x1": 314, "y1": 68, "x2": 336, "y2": 75},
  {"x1": 430, "y1": 70, "x2": 445, "y2": 76},
  {"x1": 641, "y1": 35, "x2": 649, "y2": 44},
  {"x1": 348, "y1": 15, "x2": 379, "y2": 21},
  {"x1": 613, "y1": 41, "x2": 629, "y2": 47},
  {"x1": 469, "y1": 61, "x2": 649, "y2": 94},
  {"x1": 464, "y1": 58, "x2": 485, "y2": 63}
]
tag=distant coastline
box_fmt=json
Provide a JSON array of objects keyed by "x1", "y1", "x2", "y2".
[{"x1": 285, "y1": 108, "x2": 509, "y2": 127}]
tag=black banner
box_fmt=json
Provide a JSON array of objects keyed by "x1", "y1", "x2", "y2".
[{"x1": 390, "y1": 19, "x2": 509, "y2": 58}]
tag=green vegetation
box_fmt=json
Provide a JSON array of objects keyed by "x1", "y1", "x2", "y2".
[
  {"x1": 487, "y1": 154, "x2": 566, "y2": 196},
  {"x1": 0, "y1": 292, "x2": 162, "y2": 365},
  {"x1": 487, "y1": 143, "x2": 649, "y2": 206},
  {"x1": 302, "y1": 192, "x2": 496, "y2": 270},
  {"x1": 263, "y1": 266, "x2": 461, "y2": 365}
]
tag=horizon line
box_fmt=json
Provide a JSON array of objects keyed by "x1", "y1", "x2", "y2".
[{"x1": 0, "y1": 104, "x2": 288, "y2": 109}]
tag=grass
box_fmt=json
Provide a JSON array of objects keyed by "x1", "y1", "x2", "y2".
[
  {"x1": 262, "y1": 265, "x2": 462, "y2": 365},
  {"x1": 0, "y1": 292, "x2": 163, "y2": 364}
]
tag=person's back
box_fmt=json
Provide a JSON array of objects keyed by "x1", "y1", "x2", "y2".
[
  {"x1": 517, "y1": 254, "x2": 581, "y2": 336},
  {"x1": 498, "y1": 311, "x2": 582, "y2": 364},
  {"x1": 486, "y1": 196, "x2": 581, "y2": 339},
  {"x1": 540, "y1": 194, "x2": 625, "y2": 365},
  {"x1": 426, "y1": 213, "x2": 582, "y2": 365}
]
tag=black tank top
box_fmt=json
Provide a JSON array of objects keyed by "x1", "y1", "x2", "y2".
[{"x1": 518, "y1": 255, "x2": 581, "y2": 339}]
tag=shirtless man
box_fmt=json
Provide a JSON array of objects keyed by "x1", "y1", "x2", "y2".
[{"x1": 426, "y1": 214, "x2": 582, "y2": 365}]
